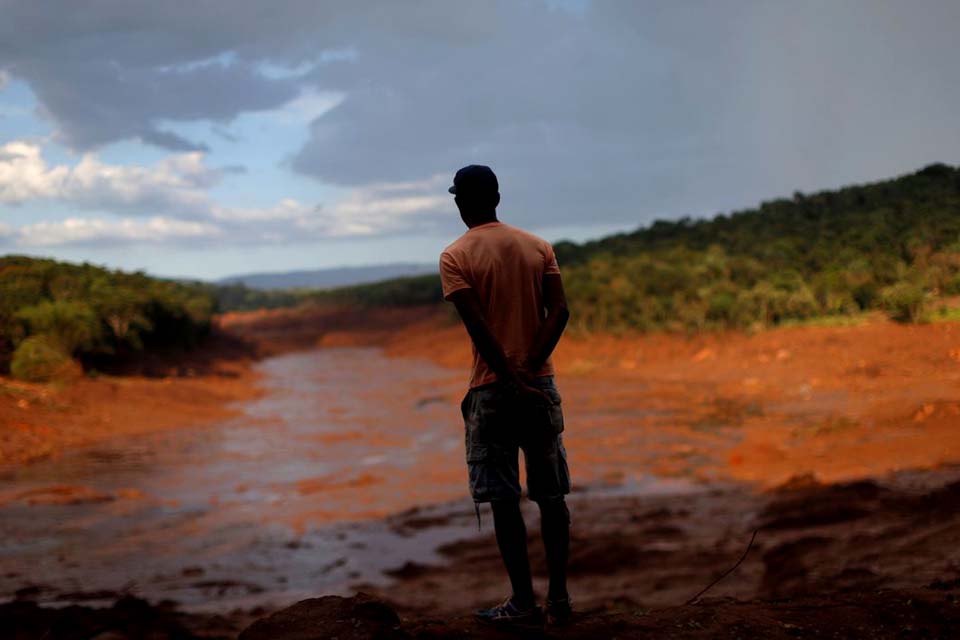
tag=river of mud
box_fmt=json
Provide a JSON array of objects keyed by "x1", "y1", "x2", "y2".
[{"x1": 0, "y1": 347, "x2": 697, "y2": 613}]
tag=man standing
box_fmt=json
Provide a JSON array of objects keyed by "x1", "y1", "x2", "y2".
[{"x1": 439, "y1": 165, "x2": 572, "y2": 627}]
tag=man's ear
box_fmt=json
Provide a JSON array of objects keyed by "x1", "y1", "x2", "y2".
[{"x1": 493, "y1": 192, "x2": 501, "y2": 208}]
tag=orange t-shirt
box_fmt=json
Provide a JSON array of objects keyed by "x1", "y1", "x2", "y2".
[{"x1": 439, "y1": 221, "x2": 561, "y2": 388}]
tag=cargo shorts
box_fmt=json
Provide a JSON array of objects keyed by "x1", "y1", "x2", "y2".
[{"x1": 460, "y1": 375, "x2": 571, "y2": 503}]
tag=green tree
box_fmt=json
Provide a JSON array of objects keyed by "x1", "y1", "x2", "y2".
[{"x1": 15, "y1": 300, "x2": 102, "y2": 354}]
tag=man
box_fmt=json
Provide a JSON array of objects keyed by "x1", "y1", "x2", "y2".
[{"x1": 438, "y1": 164, "x2": 572, "y2": 627}]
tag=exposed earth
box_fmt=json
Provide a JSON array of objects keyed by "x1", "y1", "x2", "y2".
[
  {"x1": 6, "y1": 466, "x2": 960, "y2": 638},
  {"x1": 2, "y1": 304, "x2": 959, "y2": 637}
]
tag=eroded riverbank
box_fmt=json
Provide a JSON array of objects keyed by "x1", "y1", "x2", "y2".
[
  {"x1": 0, "y1": 346, "x2": 701, "y2": 616},
  {"x1": 4, "y1": 309, "x2": 960, "y2": 637}
]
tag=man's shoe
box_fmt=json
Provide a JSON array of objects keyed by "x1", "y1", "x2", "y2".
[
  {"x1": 475, "y1": 595, "x2": 543, "y2": 627},
  {"x1": 545, "y1": 596, "x2": 572, "y2": 626}
]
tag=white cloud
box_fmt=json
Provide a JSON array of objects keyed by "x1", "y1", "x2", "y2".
[
  {"x1": 0, "y1": 142, "x2": 69, "y2": 202},
  {"x1": 211, "y1": 198, "x2": 315, "y2": 222},
  {"x1": 0, "y1": 141, "x2": 451, "y2": 248},
  {"x1": 269, "y1": 89, "x2": 344, "y2": 124},
  {"x1": 15, "y1": 216, "x2": 222, "y2": 247},
  {"x1": 0, "y1": 70, "x2": 9, "y2": 91},
  {"x1": 295, "y1": 175, "x2": 448, "y2": 236},
  {"x1": 207, "y1": 179, "x2": 448, "y2": 238},
  {"x1": 0, "y1": 141, "x2": 214, "y2": 216}
]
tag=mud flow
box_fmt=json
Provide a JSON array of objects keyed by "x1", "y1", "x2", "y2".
[
  {"x1": 1, "y1": 348, "x2": 468, "y2": 611},
  {"x1": 0, "y1": 346, "x2": 695, "y2": 613}
]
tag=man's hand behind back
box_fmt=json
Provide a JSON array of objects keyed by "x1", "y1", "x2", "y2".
[
  {"x1": 512, "y1": 368, "x2": 550, "y2": 403},
  {"x1": 506, "y1": 371, "x2": 551, "y2": 405}
]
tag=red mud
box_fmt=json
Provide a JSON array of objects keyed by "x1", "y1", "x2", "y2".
[
  {"x1": 4, "y1": 303, "x2": 960, "y2": 637},
  {"x1": 8, "y1": 467, "x2": 960, "y2": 638},
  {"x1": 0, "y1": 324, "x2": 265, "y2": 466},
  {"x1": 223, "y1": 304, "x2": 960, "y2": 488}
]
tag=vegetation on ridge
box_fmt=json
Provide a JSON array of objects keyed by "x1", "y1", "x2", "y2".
[
  {"x1": 0, "y1": 256, "x2": 213, "y2": 379},
  {"x1": 3, "y1": 163, "x2": 958, "y2": 378},
  {"x1": 554, "y1": 163, "x2": 960, "y2": 331},
  {"x1": 291, "y1": 163, "x2": 960, "y2": 332}
]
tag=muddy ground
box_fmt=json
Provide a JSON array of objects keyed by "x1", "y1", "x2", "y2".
[
  {"x1": 6, "y1": 464, "x2": 960, "y2": 638},
  {"x1": 3, "y1": 304, "x2": 960, "y2": 637}
]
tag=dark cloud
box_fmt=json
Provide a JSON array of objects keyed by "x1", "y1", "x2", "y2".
[
  {"x1": 16, "y1": 55, "x2": 301, "y2": 151},
  {"x1": 2, "y1": 0, "x2": 959, "y2": 233},
  {"x1": 0, "y1": 1, "x2": 326, "y2": 151},
  {"x1": 288, "y1": 0, "x2": 960, "y2": 227}
]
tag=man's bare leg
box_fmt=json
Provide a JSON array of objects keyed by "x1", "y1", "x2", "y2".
[
  {"x1": 490, "y1": 498, "x2": 535, "y2": 608},
  {"x1": 538, "y1": 497, "x2": 570, "y2": 602}
]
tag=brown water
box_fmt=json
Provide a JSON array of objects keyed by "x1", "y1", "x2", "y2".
[{"x1": 0, "y1": 347, "x2": 696, "y2": 612}]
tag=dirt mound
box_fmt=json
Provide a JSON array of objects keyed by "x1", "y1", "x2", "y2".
[
  {"x1": 7, "y1": 586, "x2": 959, "y2": 639},
  {"x1": 0, "y1": 594, "x2": 242, "y2": 639},
  {"x1": 7, "y1": 467, "x2": 960, "y2": 638},
  {"x1": 236, "y1": 587, "x2": 960, "y2": 639},
  {"x1": 758, "y1": 477, "x2": 890, "y2": 530},
  {"x1": 352, "y1": 465, "x2": 960, "y2": 629},
  {"x1": 239, "y1": 592, "x2": 402, "y2": 640}
]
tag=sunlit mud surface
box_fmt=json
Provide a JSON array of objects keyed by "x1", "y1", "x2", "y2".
[{"x1": 0, "y1": 347, "x2": 696, "y2": 612}]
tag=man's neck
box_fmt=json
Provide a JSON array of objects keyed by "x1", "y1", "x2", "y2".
[{"x1": 467, "y1": 214, "x2": 499, "y2": 229}]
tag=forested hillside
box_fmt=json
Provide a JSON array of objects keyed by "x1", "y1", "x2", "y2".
[
  {"x1": 0, "y1": 256, "x2": 214, "y2": 380},
  {"x1": 290, "y1": 163, "x2": 960, "y2": 331},
  {"x1": 4, "y1": 163, "x2": 958, "y2": 381},
  {"x1": 554, "y1": 163, "x2": 960, "y2": 331}
]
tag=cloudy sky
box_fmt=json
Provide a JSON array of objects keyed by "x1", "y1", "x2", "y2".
[{"x1": 1, "y1": 1, "x2": 958, "y2": 280}]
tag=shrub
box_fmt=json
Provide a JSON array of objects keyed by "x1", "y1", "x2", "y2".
[
  {"x1": 0, "y1": 256, "x2": 216, "y2": 372},
  {"x1": 880, "y1": 282, "x2": 928, "y2": 323},
  {"x1": 14, "y1": 300, "x2": 102, "y2": 354},
  {"x1": 10, "y1": 334, "x2": 82, "y2": 382}
]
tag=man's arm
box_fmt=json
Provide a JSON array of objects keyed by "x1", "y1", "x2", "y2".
[
  {"x1": 448, "y1": 287, "x2": 520, "y2": 383},
  {"x1": 522, "y1": 273, "x2": 570, "y2": 374},
  {"x1": 440, "y1": 250, "x2": 521, "y2": 383},
  {"x1": 448, "y1": 287, "x2": 547, "y2": 399}
]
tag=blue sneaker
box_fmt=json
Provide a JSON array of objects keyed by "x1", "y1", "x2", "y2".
[{"x1": 475, "y1": 595, "x2": 543, "y2": 627}]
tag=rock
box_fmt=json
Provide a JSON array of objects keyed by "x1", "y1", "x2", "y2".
[{"x1": 239, "y1": 593, "x2": 404, "y2": 640}]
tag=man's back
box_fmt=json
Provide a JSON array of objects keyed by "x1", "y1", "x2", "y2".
[
  {"x1": 439, "y1": 221, "x2": 560, "y2": 388},
  {"x1": 441, "y1": 165, "x2": 572, "y2": 625}
]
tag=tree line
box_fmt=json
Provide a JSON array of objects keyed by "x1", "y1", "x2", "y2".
[
  {"x1": 0, "y1": 256, "x2": 214, "y2": 380},
  {"x1": 554, "y1": 163, "x2": 960, "y2": 331},
  {"x1": 3, "y1": 163, "x2": 957, "y2": 379},
  {"x1": 285, "y1": 162, "x2": 960, "y2": 333}
]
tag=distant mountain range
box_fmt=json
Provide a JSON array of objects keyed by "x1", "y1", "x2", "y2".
[{"x1": 216, "y1": 262, "x2": 437, "y2": 290}]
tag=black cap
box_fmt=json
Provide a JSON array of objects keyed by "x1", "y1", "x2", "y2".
[{"x1": 448, "y1": 164, "x2": 498, "y2": 196}]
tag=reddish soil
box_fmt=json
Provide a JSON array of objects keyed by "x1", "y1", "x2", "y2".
[
  {"x1": 10, "y1": 302, "x2": 959, "y2": 488},
  {"x1": 356, "y1": 465, "x2": 960, "y2": 636},
  {"x1": 238, "y1": 582, "x2": 960, "y2": 639},
  {"x1": 9, "y1": 468, "x2": 959, "y2": 638},
  {"x1": 4, "y1": 302, "x2": 960, "y2": 638},
  {"x1": 223, "y1": 304, "x2": 960, "y2": 488},
  {"x1": 0, "y1": 323, "x2": 265, "y2": 466}
]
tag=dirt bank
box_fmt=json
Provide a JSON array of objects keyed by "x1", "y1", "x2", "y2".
[
  {"x1": 0, "y1": 323, "x2": 265, "y2": 467},
  {"x1": 245, "y1": 583, "x2": 959, "y2": 639},
  {"x1": 224, "y1": 304, "x2": 960, "y2": 488},
  {"x1": 235, "y1": 459, "x2": 960, "y2": 638},
  {"x1": 362, "y1": 464, "x2": 960, "y2": 619},
  {"x1": 10, "y1": 464, "x2": 960, "y2": 638},
  {"x1": 4, "y1": 303, "x2": 960, "y2": 637},
  {"x1": 9, "y1": 301, "x2": 957, "y2": 484}
]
